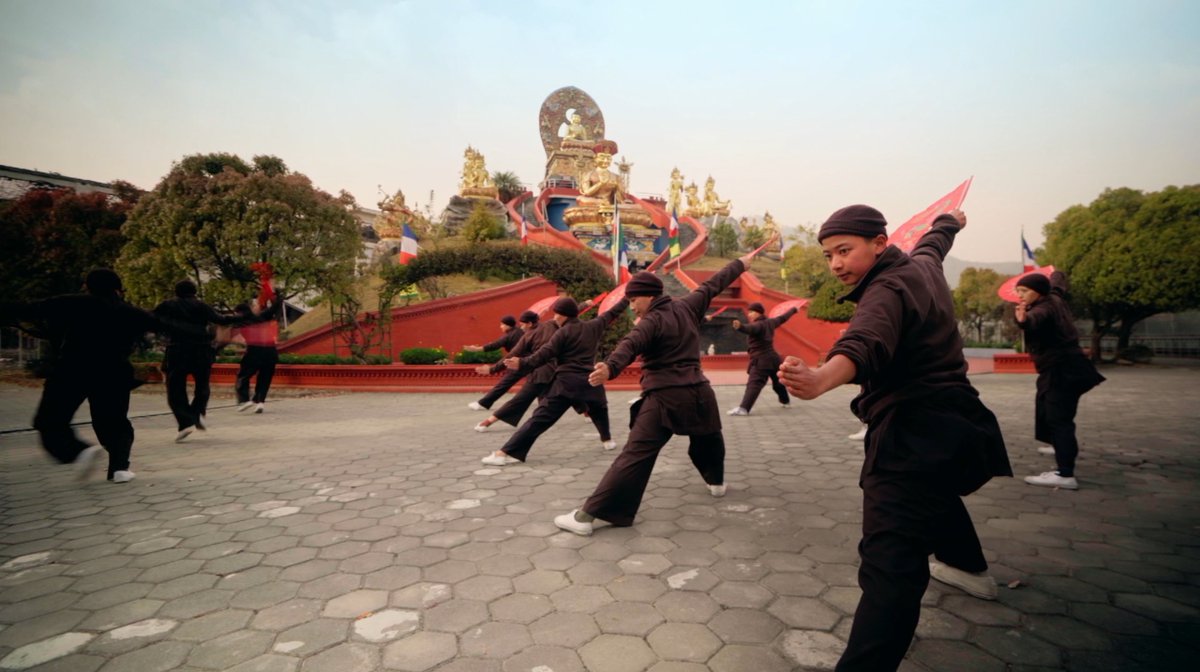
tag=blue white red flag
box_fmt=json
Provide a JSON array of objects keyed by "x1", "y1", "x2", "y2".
[
  {"x1": 399, "y1": 224, "x2": 420, "y2": 266},
  {"x1": 1021, "y1": 233, "x2": 1036, "y2": 272}
]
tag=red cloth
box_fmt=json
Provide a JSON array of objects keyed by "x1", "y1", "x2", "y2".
[{"x1": 237, "y1": 321, "x2": 278, "y2": 347}]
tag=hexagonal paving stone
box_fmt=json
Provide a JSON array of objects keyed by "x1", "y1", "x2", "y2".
[
  {"x1": 299, "y1": 642, "x2": 378, "y2": 672},
  {"x1": 489, "y1": 593, "x2": 553, "y2": 624},
  {"x1": 579, "y1": 634, "x2": 657, "y2": 672},
  {"x1": 391, "y1": 582, "x2": 452, "y2": 609},
  {"x1": 909, "y1": 638, "x2": 1006, "y2": 672},
  {"x1": 707, "y1": 643, "x2": 792, "y2": 672},
  {"x1": 275, "y1": 619, "x2": 348, "y2": 655},
  {"x1": 460, "y1": 621, "x2": 533, "y2": 658},
  {"x1": 709, "y1": 581, "x2": 774, "y2": 609},
  {"x1": 550, "y1": 585, "x2": 614, "y2": 613},
  {"x1": 94, "y1": 640, "x2": 192, "y2": 672},
  {"x1": 425, "y1": 599, "x2": 490, "y2": 633},
  {"x1": 501, "y1": 644, "x2": 584, "y2": 672},
  {"x1": 453, "y1": 575, "x2": 514, "y2": 602},
  {"x1": 618, "y1": 553, "x2": 672, "y2": 576},
  {"x1": 251, "y1": 599, "x2": 324, "y2": 632},
  {"x1": 512, "y1": 570, "x2": 568, "y2": 595},
  {"x1": 0, "y1": 632, "x2": 94, "y2": 669},
  {"x1": 186, "y1": 629, "x2": 274, "y2": 669},
  {"x1": 778, "y1": 630, "x2": 845, "y2": 670},
  {"x1": 767, "y1": 596, "x2": 842, "y2": 630},
  {"x1": 654, "y1": 591, "x2": 720, "y2": 623},
  {"x1": 595, "y1": 602, "x2": 664, "y2": 635},
  {"x1": 708, "y1": 608, "x2": 785, "y2": 644},
  {"x1": 382, "y1": 631, "x2": 457, "y2": 671},
  {"x1": 529, "y1": 612, "x2": 600, "y2": 648},
  {"x1": 323, "y1": 589, "x2": 388, "y2": 618},
  {"x1": 663, "y1": 567, "x2": 719, "y2": 592},
  {"x1": 647, "y1": 623, "x2": 722, "y2": 662},
  {"x1": 352, "y1": 609, "x2": 419, "y2": 642}
]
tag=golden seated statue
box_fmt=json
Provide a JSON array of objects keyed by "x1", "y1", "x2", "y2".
[{"x1": 563, "y1": 140, "x2": 652, "y2": 228}]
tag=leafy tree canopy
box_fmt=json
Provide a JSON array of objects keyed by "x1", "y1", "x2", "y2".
[
  {"x1": 1042, "y1": 184, "x2": 1200, "y2": 354},
  {"x1": 707, "y1": 220, "x2": 738, "y2": 258},
  {"x1": 740, "y1": 223, "x2": 766, "y2": 252},
  {"x1": 491, "y1": 171, "x2": 525, "y2": 204},
  {"x1": 953, "y1": 267, "x2": 1009, "y2": 343},
  {"x1": 462, "y1": 201, "x2": 506, "y2": 242},
  {"x1": 0, "y1": 183, "x2": 140, "y2": 301},
  {"x1": 116, "y1": 152, "x2": 361, "y2": 308}
]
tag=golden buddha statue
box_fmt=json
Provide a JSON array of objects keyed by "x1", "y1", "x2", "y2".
[
  {"x1": 460, "y1": 146, "x2": 499, "y2": 199},
  {"x1": 563, "y1": 139, "x2": 652, "y2": 229},
  {"x1": 703, "y1": 176, "x2": 731, "y2": 217},
  {"x1": 667, "y1": 167, "x2": 684, "y2": 215},
  {"x1": 563, "y1": 112, "x2": 590, "y2": 143},
  {"x1": 683, "y1": 182, "x2": 704, "y2": 218},
  {"x1": 763, "y1": 211, "x2": 778, "y2": 235}
]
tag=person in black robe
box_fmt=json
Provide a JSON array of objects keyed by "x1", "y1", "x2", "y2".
[
  {"x1": 728, "y1": 301, "x2": 798, "y2": 415},
  {"x1": 467, "y1": 312, "x2": 533, "y2": 411}
]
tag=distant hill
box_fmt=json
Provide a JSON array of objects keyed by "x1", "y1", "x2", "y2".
[{"x1": 943, "y1": 256, "x2": 1024, "y2": 289}]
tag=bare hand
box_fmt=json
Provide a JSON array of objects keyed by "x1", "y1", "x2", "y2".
[
  {"x1": 1014, "y1": 303, "x2": 1026, "y2": 323},
  {"x1": 474, "y1": 365, "x2": 490, "y2": 375},
  {"x1": 949, "y1": 209, "x2": 967, "y2": 229},
  {"x1": 779, "y1": 355, "x2": 821, "y2": 400},
  {"x1": 464, "y1": 345, "x2": 482, "y2": 352},
  {"x1": 588, "y1": 362, "x2": 611, "y2": 387},
  {"x1": 503, "y1": 357, "x2": 520, "y2": 370},
  {"x1": 731, "y1": 319, "x2": 742, "y2": 330}
]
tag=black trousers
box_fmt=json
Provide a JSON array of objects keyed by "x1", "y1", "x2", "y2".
[
  {"x1": 836, "y1": 470, "x2": 987, "y2": 671},
  {"x1": 236, "y1": 346, "x2": 278, "y2": 404},
  {"x1": 33, "y1": 368, "x2": 133, "y2": 478},
  {"x1": 740, "y1": 365, "x2": 789, "y2": 411},
  {"x1": 477, "y1": 369, "x2": 522, "y2": 409},
  {"x1": 583, "y1": 392, "x2": 725, "y2": 527},
  {"x1": 501, "y1": 392, "x2": 611, "y2": 462},
  {"x1": 163, "y1": 345, "x2": 214, "y2": 431},
  {"x1": 1035, "y1": 372, "x2": 1081, "y2": 477},
  {"x1": 492, "y1": 380, "x2": 549, "y2": 427}
]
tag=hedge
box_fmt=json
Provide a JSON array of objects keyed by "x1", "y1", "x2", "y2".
[
  {"x1": 454, "y1": 349, "x2": 504, "y2": 364},
  {"x1": 399, "y1": 347, "x2": 449, "y2": 365}
]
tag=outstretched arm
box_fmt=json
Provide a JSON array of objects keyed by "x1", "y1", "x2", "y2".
[
  {"x1": 778, "y1": 354, "x2": 857, "y2": 400},
  {"x1": 910, "y1": 211, "x2": 966, "y2": 265}
]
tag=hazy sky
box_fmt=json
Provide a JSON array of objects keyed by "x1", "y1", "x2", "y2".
[{"x1": 2, "y1": 0, "x2": 1197, "y2": 262}]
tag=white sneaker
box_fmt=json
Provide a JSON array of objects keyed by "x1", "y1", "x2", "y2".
[
  {"x1": 779, "y1": 402, "x2": 791, "y2": 409},
  {"x1": 175, "y1": 427, "x2": 194, "y2": 443},
  {"x1": 929, "y1": 560, "x2": 997, "y2": 600},
  {"x1": 254, "y1": 403, "x2": 265, "y2": 414},
  {"x1": 602, "y1": 440, "x2": 617, "y2": 451},
  {"x1": 111, "y1": 470, "x2": 136, "y2": 484},
  {"x1": 709, "y1": 484, "x2": 727, "y2": 498},
  {"x1": 237, "y1": 401, "x2": 255, "y2": 412},
  {"x1": 727, "y1": 407, "x2": 749, "y2": 416},
  {"x1": 1024, "y1": 470, "x2": 1079, "y2": 490},
  {"x1": 474, "y1": 422, "x2": 491, "y2": 433},
  {"x1": 195, "y1": 415, "x2": 207, "y2": 431},
  {"x1": 554, "y1": 510, "x2": 594, "y2": 536},
  {"x1": 74, "y1": 446, "x2": 103, "y2": 481},
  {"x1": 1036, "y1": 446, "x2": 1056, "y2": 456},
  {"x1": 468, "y1": 401, "x2": 485, "y2": 411},
  {"x1": 480, "y1": 452, "x2": 518, "y2": 466},
  {"x1": 848, "y1": 426, "x2": 868, "y2": 441}
]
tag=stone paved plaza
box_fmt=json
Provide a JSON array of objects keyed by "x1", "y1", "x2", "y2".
[{"x1": 1, "y1": 367, "x2": 1198, "y2": 672}]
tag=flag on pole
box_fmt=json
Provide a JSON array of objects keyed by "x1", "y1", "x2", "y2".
[
  {"x1": 779, "y1": 235, "x2": 788, "y2": 279},
  {"x1": 611, "y1": 204, "x2": 628, "y2": 282},
  {"x1": 1021, "y1": 232, "x2": 1036, "y2": 272},
  {"x1": 668, "y1": 208, "x2": 682, "y2": 259},
  {"x1": 399, "y1": 224, "x2": 420, "y2": 265},
  {"x1": 520, "y1": 215, "x2": 528, "y2": 246},
  {"x1": 888, "y1": 178, "x2": 973, "y2": 253}
]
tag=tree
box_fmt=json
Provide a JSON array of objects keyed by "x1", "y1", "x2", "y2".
[
  {"x1": 0, "y1": 183, "x2": 140, "y2": 302},
  {"x1": 740, "y1": 222, "x2": 766, "y2": 252},
  {"x1": 708, "y1": 220, "x2": 739, "y2": 258},
  {"x1": 117, "y1": 153, "x2": 361, "y2": 308},
  {"x1": 462, "y1": 201, "x2": 506, "y2": 243},
  {"x1": 1042, "y1": 185, "x2": 1200, "y2": 359},
  {"x1": 953, "y1": 267, "x2": 1009, "y2": 344},
  {"x1": 492, "y1": 171, "x2": 525, "y2": 204}
]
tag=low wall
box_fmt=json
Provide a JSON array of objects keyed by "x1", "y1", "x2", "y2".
[
  {"x1": 205, "y1": 354, "x2": 754, "y2": 393},
  {"x1": 993, "y1": 353, "x2": 1035, "y2": 374}
]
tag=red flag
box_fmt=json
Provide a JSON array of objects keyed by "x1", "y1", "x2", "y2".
[
  {"x1": 250, "y1": 262, "x2": 275, "y2": 305},
  {"x1": 888, "y1": 178, "x2": 972, "y2": 253},
  {"x1": 598, "y1": 283, "x2": 627, "y2": 314},
  {"x1": 768, "y1": 299, "x2": 808, "y2": 318}
]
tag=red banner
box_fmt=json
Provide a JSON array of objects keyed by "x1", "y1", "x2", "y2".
[
  {"x1": 598, "y1": 283, "x2": 627, "y2": 314},
  {"x1": 888, "y1": 178, "x2": 973, "y2": 253},
  {"x1": 768, "y1": 299, "x2": 809, "y2": 318}
]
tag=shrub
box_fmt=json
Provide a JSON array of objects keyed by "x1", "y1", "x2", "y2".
[
  {"x1": 463, "y1": 202, "x2": 506, "y2": 242},
  {"x1": 399, "y1": 347, "x2": 449, "y2": 365},
  {"x1": 454, "y1": 349, "x2": 504, "y2": 364},
  {"x1": 215, "y1": 352, "x2": 390, "y2": 365}
]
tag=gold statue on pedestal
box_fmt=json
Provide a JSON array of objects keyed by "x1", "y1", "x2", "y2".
[
  {"x1": 667, "y1": 167, "x2": 684, "y2": 215},
  {"x1": 703, "y1": 176, "x2": 732, "y2": 217},
  {"x1": 562, "y1": 112, "x2": 591, "y2": 144},
  {"x1": 683, "y1": 182, "x2": 704, "y2": 218},
  {"x1": 762, "y1": 211, "x2": 778, "y2": 235},
  {"x1": 564, "y1": 140, "x2": 651, "y2": 229},
  {"x1": 460, "y1": 146, "x2": 499, "y2": 200}
]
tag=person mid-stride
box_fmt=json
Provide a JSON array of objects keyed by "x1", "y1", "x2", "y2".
[
  {"x1": 778, "y1": 206, "x2": 1011, "y2": 671},
  {"x1": 555, "y1": 240, "x2": 774, "y2": 537},
  {"x1": 727, "y1": 301, "x2": 798, "y2": 416},
  {"x1": 1014, "y1": 271, "x2": 1105, "y2": 490}
]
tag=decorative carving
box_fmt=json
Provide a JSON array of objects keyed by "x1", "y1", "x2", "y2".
[
  {"x1": 539, "y1": 86, "x2": 605, "y2": 158},
  {"x1": 460, "y1": 146, "x2": 499, "y2": 200},
  {"x1": 703, "y1": 176, "x2": 731, "y2": 217},
  {"x1": 684, "y1": 182, "x2": 704, "y2": 218},
  {"x1": 667, "y1": 167, "x2": 684, "y2": 215}
]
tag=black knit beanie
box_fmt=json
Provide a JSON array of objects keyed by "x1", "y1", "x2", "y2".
[
  {"x1": 500, "y1": 315, "x2": 517, "y2": 328},
  {"x1": 817, "y1": 204, "x2": 888, "y2": 242},
  {"x1": 85, "y1": 269, "x2": 123, "y2": 295},
  {"x1": 747, "y1": 302, "x2": 765, "y2": 315},
  {"x1": 519, "y1": 310, "x2": 539, "y2": 325},
  {"x1": 625, "y1": 271, "x2": 664, "y2": 297},
  {"x1": 1016, "y1": 273, "x2": 1051, "y2": 296},
  {"x1": 174, "y1": 279, "x2": 198, "y2": 297},
  {"x1": 552, "y1": 297, "x2": 579, "y2": 318}
]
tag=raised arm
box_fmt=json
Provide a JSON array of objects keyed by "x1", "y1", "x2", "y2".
[
  {"x1": 681, "y1": 259, "x2": 745, "y2": 320},
  {"x1": 910, "y1": 211, "x2": 965, "y2": 265},
  {"x1": 509, "y1": 329, "x2": 564, "y2": 375},
  {"x1": 766, "y1": 306, "x2": 799, "y2": 329}
]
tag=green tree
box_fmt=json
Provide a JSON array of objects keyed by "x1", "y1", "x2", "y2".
[
  {"x1": 0, "y1": 183, "x2": 140, "y2": 302},
  {"x1": 1042, "y1": 185, "x2": 1200, "y2": 358},
  {"x1": 953, "y1": 267, "x2": 1009, "y2": 344},
  {"x1": 491, "y1": 171, "x2": 525, "y2": 204},
  {"x1": 740, "y1": 223, "x2": 765, "y2": 252},
  {"x1": 806, "y1": 279, "x2": 856, "y2": 322},
  {"x1": 117, "y1": 153, "x2": 361, "y2": 308},
  {"x1": 708, "y1": 220, "x2": 739, "y2": 258},
  {"x1": 779, "y1": 227, "x2": 855, "y2": 322},
  {"x1": 462, "y1": 201, "x2": 506, "y2": 243}
]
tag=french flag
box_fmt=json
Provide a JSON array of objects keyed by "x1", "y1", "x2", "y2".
[
  {"x1": 399, "y1": 224, "x2": 420, "y2": 266},
  {"x1": 1021, "y1": 233, "x2": 1036, "y2": 272}
]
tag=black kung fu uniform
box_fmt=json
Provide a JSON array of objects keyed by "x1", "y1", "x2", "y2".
[
  {"x1": 489, "y1": 321, "x2": 559, "y2": 427},
  {"x1": 1, "y1": 293, "x2": 200, "y2": 479},
  {"x1": 1017, "y1": 271, "x2": 1104, "y2": 478},
  {"x1": 735, "y1": 306, "x2": 798, "y2": 411},
  {"x1": 499, "y1": 299, "x2": 629, "y2": 462},
  {"x1": 153, "y1": 295, "x2": 243, "y2": 432},
  {"x1": 475, "y1": 327, "x2": 525, "y2": 409},
  {"x1": 826, "y1": 215, "x2": 1012, "y2": 672},
  {"x1": 582, "y1": 259, "x2": 748, "y2": 526}
]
